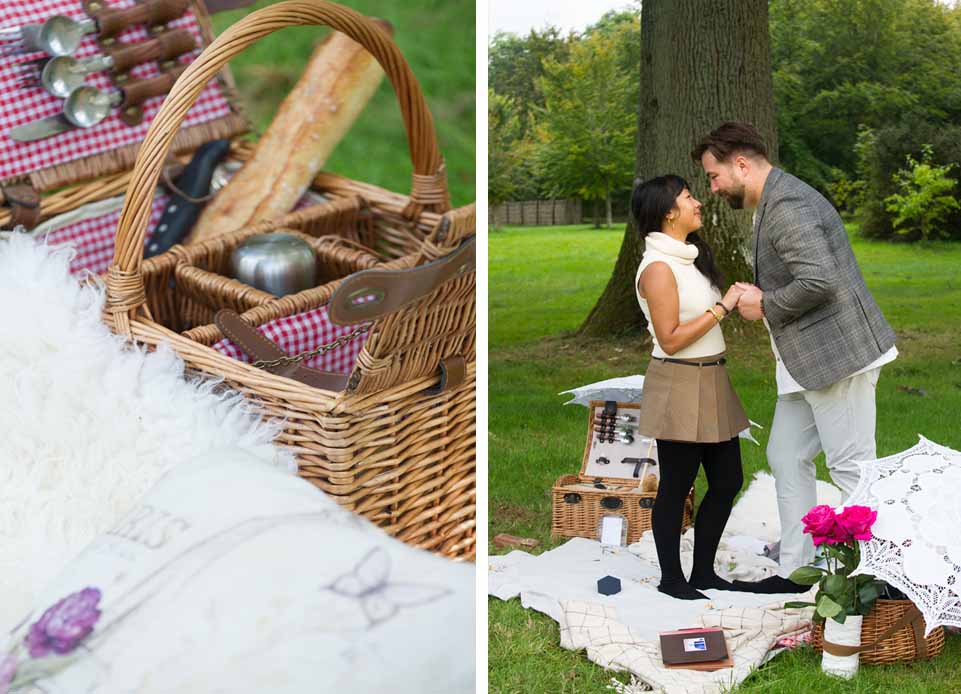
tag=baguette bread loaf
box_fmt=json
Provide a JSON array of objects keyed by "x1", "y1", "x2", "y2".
[{"x1": 187, "y1": 20, "x2": 391, "y2": 244}]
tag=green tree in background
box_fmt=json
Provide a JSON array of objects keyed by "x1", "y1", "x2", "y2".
[
  {"x1": 488, "y1": 90, "x2": 522, "y2": 211},
  {"x1": 535, "y1": 26, "x2": 637, "y2": 228},
  {"x1": 770, "y1": 0, "x2": 961, "y2": 191},
  {"x1": 488, "y1": 28, "x2": 572, "y2": 138}
]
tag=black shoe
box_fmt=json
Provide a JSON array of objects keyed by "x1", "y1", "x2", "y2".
[
  {"x1": 689, "y1": 574, "x2": 738, "y2": 591},
  {"x1": 732, "y1": 575, "x2": 808, "y2": 594},
  {"x1": 657, "y1": 581, "x2": 709, "y2": 601}
]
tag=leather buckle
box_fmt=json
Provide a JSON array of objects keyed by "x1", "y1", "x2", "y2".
[{"x1": 1, "y1": 183, "x2": 41, "y2": 230}]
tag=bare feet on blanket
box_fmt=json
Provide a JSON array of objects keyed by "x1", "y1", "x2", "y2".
[
  {"x1": 732, "y1": 575, "x2": 807, "y2": 594},
  {"x1": 657, "y1": 581, "x2": 709, "y2": 600}
]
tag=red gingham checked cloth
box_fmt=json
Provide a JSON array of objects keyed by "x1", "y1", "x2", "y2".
[
  {"x1": 44, "y1": 191, "x2": 166, "y2": 275},
  {"x1": 211, "y1": 304, "x2": 368, "y2": 374},
  {"x1": 0, "y1": 0, "x2": 233, "y2": 181}
]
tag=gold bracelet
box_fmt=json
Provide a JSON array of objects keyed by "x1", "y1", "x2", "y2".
[{"x1": 706, "y1": 307, "x2": 723, "y2": 323}]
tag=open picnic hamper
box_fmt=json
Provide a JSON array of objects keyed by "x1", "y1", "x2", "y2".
[
  {"x1": 1, "y1": 0, "x2": 476, "y2": 560},
  {"x1": 552, "y1": 401, "x2": 694, "y2": 545}
]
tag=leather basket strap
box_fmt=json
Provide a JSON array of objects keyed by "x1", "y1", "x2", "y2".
[
  {"x1": 214, "y1": 309, "x2": 348, "y2": 392},
  {"x1": 822, "y1": 605, "x2": 927, "y2": 658}
]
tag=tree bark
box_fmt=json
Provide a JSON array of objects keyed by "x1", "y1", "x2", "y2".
[
  {"x1": 605, "y1": 191, "x2": 613, "y2": 228},
  {"x1": 578, "y1": 0, "x2": 777, "y2": 337}
]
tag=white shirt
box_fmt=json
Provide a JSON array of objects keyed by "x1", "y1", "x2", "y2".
[
  {"x1": 763, "y1": 317, "x2": 897, "y2": 394},
  {"x1": 635, "y1": 232, "x2": 726, "y2": 360}
]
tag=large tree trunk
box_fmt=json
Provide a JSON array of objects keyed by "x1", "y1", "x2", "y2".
[{"x1": 579, "y1": 0, "x2": 777, "y2": 337}]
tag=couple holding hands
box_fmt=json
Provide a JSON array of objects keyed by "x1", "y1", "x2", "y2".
[{"x1": 633, "y1": 121, "x2": 897, "y2": 600}]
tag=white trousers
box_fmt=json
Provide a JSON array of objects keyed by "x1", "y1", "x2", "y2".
[{"x1": 767, "y1": 367, "x2": 881, "y2": 577}]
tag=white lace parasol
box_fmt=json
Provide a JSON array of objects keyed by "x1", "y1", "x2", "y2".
[{"x1": 847, "y1": 436, "x2": 961, "y2": 635}]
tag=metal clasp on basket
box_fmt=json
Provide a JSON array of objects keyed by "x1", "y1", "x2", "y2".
[{"x1": 252, "y1": 322, "x2": 372, "y2": 370}]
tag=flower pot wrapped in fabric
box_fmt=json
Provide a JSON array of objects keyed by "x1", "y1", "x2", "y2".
[
  {"x1": 821, "y1": 614, "x2": 862, "y2": 679},
  {"x1": 785, "y1": 504, "x2": 887, "y2": 677}
]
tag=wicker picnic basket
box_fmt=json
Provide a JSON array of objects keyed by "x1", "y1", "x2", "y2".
[
  {"x1": 811, "y1": 600, "x2": 945, "y2": 664},
  {"x1": 551, "y1": 401, "x2": 694, "y2": 544},
  {"x1": 95, "y1": 2, "x2": 476, "y2": 559}
]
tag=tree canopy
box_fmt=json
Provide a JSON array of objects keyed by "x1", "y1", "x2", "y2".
[{"x1": 489, "y1": 0, "x2": 961, "y2": 240}]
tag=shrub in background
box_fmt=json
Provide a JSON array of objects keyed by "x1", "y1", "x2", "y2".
[
  {"x1": 884, "y1": 145, "x2": 960, "y2": 241},
  {"x1": 856, "y1": 123, "x2": 961, "y2": 240}
]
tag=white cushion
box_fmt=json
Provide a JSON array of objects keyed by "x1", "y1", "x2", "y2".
[{"x1": 1, "y1": 449, "x2": 474, "y2": 693}]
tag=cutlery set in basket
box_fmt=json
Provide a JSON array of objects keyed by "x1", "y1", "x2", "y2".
[{"x1": 0, "y1": 0, "x2": 476, "y2": 560}]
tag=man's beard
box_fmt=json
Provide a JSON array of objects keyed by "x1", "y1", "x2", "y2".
[{"x1": 722, "y1": 185, "x2": 745, "y2": 210}]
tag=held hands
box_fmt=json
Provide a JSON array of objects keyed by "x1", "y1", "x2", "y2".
[
  {"x1": 721, "y1": 284, "x2": 746, "y2": 314},
  {"x1": 733, "y1": 282, "x2": 764, "y2": 321}
]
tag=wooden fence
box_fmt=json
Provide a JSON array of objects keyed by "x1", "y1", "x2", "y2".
[{"x1": 490, "y1": 199, "x2": 582, "y2": 226}]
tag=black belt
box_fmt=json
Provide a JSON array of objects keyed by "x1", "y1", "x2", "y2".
[{"x1": 654, "y1": 356, "x2": 726, "y2": 367}]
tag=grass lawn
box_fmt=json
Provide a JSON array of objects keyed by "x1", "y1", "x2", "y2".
[
  {"x1": 210, "y1": 0, "x2": 475, "y2": 208},
  {"x1": 488, "y1": 223, "x2": 961, "y2": 693}
]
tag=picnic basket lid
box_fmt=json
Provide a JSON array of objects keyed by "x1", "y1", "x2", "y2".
[{"x1": 577, "y1": 401, "x2": 653, "y2": 487}]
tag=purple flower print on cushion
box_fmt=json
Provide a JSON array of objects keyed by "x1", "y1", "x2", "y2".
[
  {"x1": 0, "y1": 653, "x2": 16, "y2": 694},
  {"x1": 24, "y1": 588, "x2": 102, "y2": 658}
]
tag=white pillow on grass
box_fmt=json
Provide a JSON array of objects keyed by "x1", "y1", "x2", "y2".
[{"x1": 0, "y1": 449, "x2": 474, "y2": 693}]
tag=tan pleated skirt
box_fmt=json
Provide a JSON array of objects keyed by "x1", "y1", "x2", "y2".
[{"x1": 638, "y1": 353, "x2": 750, "y2": 443}]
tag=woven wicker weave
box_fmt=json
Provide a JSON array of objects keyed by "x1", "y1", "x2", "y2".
[
  {"x1": 101, "y1": 1, "x2": 475, "y2": 560},
  {"x1": 811, "y1": 600, "x2": 945, "y2": 664},
  {"x1": 551, "y1": 473, "x2": 694, "y2": 544}
]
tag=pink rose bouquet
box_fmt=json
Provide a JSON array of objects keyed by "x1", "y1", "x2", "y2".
[{"x1": 786, "y1": 504, "x2": 886, "y2": 625}]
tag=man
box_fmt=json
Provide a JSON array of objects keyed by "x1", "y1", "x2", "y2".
[{"x1": 692, "y1": 121, "x2": 897, "y2": 593}]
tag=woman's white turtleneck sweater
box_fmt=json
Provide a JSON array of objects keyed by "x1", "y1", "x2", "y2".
[{"x1": 634, "y1": 232, "x2": 726, "y2": 360}]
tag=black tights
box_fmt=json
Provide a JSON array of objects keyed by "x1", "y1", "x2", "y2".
[{"x1": 652, "y1": 437, "x2": 743, "y2": 588}]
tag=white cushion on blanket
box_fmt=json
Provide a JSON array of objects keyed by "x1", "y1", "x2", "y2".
[{"x1": 0, "y1": 450, "x2": 474, "y2": 693}]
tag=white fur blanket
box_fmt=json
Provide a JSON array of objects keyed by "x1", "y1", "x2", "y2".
[{"x1": 0, "y1": 236, "x2": 295, "y2": 629}]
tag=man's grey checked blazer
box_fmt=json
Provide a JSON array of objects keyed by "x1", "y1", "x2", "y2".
[{"x1": 753, "y1": 168, "x2": 896, "y2": 391}]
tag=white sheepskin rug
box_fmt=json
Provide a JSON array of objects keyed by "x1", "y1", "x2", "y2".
[
  {"x1": 0, "y1": 236, "x2": 295, "y2": 629},
  {"x1": 724, "y1": 470, "x2": 843, "y2": 543}
]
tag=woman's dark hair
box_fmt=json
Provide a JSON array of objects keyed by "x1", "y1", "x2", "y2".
[{"x1": 630, "y1": 174, "x2": 723, "y2": 289}]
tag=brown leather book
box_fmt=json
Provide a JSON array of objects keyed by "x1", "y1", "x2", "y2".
[{"x1": 659, "y1": 627, "x2": 732, "y2": 671}]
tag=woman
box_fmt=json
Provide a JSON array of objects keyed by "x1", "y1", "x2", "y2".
[{"x1": 633, "y1": 175, "x2": 750, "y2": 600}]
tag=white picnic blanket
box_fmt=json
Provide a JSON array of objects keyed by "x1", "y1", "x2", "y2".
[{"x1": 488, "y1": 473, "x2": 841, "y2": 693}]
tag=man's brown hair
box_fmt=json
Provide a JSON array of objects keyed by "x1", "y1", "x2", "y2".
[{"x1": 691, "y1": 121, "x2": 769, "y2": 163}]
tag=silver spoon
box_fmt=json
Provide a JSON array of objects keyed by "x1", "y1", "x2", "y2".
[
  {"x1": 1, "y1": 0, "x2": 189, "y2": 57},
  {"x1": 9, "y1": 65, "x2": 186, "y2": 141},
  {"x1": 64, "y1": 64, "x2": 186, "y2": 128},
  {"x1": 24, "y1": 29, "x2": 196, "y2": 98},
  {"x1": 20, "y1": 15, "x2": 94, "y2": 57}
]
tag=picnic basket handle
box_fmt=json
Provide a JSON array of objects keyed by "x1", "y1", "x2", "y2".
[{"x1": 108, "y1": 0, "x2": 450, "y2": 330}]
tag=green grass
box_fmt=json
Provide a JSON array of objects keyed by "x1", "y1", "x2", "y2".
[
  {"x1": 488, "y1": 224, "x2": 961, "y2": 693},
  {"x1": 210, "y1": 0, "x2": 474, "y2": 208}
]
